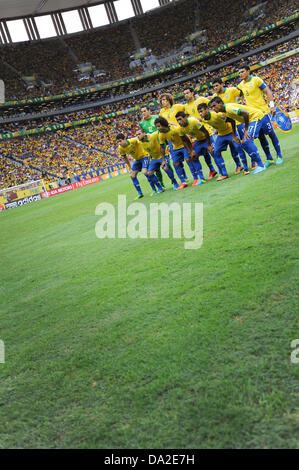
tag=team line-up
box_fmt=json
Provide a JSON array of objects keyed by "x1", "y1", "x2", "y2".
[{"x1": 116, "y1": 63, "x2": 284, "y2": 198}]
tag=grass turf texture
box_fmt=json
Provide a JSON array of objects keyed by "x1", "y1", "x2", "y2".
[{"x1": 0, "y1": 128, "x2": 298, "y2": 449}]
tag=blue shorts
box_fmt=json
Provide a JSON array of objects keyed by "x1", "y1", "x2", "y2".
[
  {"x1": 193, "y1": 140, "x2": 208, "y2": 156},
  {"x1": 148, "y1": 158, "x2": 162, "y2": 172},
  {"x1": 170, "y1": 145, "x2": 189, "y2": 160},
  {"x1": 260, "y1": 113, "x2": 275, "y2": 135},
  {"x1": 171, "y1": 148, "x2": 186, "y2": 164},
  {"x1": 131, "y1": 157, "x2": 150, "y2": 172},
  {"x1": 237, "y1": 122, "x2": 262, "y2": 140},
  {"x1": 214, "y1": 133, "x2": 235, "y2": 152}
]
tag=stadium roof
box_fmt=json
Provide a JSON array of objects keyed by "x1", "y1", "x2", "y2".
[
  {"x1": 0, "y1": 1, "x2": 111, "y2": 20},
  {"x1": 0, "y1": 0, "x2": 176, "y2": 21},
  {"x1": 0, "y1": 0, "x2": 179, "y2": 43}
]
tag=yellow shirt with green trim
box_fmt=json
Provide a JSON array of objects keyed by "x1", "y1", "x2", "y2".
[
  {"x1": 139, "y1": 132, "x2": 163, "y2": 160},
  {"x1": 158, "y1": 124, "x2": 184, "y2": 150},
  {"x1": 178, "y1": 116, "x2": 208, "y2": 142},
  {"x1": 184, "y1": 98, "x2": 215, "y2": 136},
  {"x1": 237, "y1": 76, "x2": 270, "y2": 115},
  {"x1": 223, "y1": 103, "x2": 264, "y2": 124},
  {"x1": 200, "y1": 110, "x2": 232, "y2": 136},
  {"x1": 184, "y1": 96, "x2": 209, "y2": 117},
  {"x1": 159, "y1": 103, "x2": 185, "y2": 125},
  {"x1": 212, "y1": 87, "x2": 241, "y2": 104},
  {"x1": 118, "y1": 137, "x2": 148, "y2": 161}
]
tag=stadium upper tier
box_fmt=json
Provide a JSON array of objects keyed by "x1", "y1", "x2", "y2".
[
  {"x1": 0, "y1": 0, "x2": 297, "y2": 103},
  {"x1": 0, "y1": 48, "x2": 297, "y2": 191},
  {"x1": 0, "y1": 17, "x2": 298, "y2": 121},
  {"x1": 0, "y1": 35, "x2": 298, "y2": 136}
]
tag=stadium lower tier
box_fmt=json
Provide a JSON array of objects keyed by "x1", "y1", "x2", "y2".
[{"x1": 0, "y1": 56, "x2": 298, "y2": 191}]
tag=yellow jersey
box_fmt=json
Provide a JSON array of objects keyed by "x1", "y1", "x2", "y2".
[
  {"x1": 223, "y1": 103, "x2": 264, "y2": 124},
  {"x1": 237, "y1": 76, "x2": 270, "y2": 115},
  {"x1": 178, "y1": 117, "x2": 208, "y2": 142},
  {"x1": 184, "y1": 96, "x2": 209, "y2": 117},
  {"x1": 212, "y1": 87, "x2": 241, "y2": 104},
  {"x1": 139, "y1": 132, "x2": 162, "y2": 159},
  {"x1": 184, "y1": 97, "x2": 214, "y2": 136},
  {"x1": 158, "y1": 124, "x2": 184, "y2": 150},
  {"x1": 200, "y1": 111, "x2": 232, "y2": 136},
  {"x1": 118, "y1": 137, "x2": 148, "y2": 161},
  {"x1": 159, "y1": 103, "x2": 185, "y2": 125}
]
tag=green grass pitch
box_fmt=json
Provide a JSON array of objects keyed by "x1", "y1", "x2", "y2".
[{"x1": 0, "y1": 128, "x2": 298, "y2": 449}]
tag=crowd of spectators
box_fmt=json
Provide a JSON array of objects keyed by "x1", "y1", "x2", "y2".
[
  {"x1": 0, "y1": 154, "x2": 41, "y2": 190},
  {"x1": 1, "y1": 37, "x2": 297, "y2": 135},
  {"x1": 1, "y1": 29, "x2": 297, "y2": 126},
  {"x1": 0, "y1": 0, "x2": 298, "y2": 191},
  {"x1": 0, "y1": 53, "x2": 297, "y2": 191},
  {"x1": 0, "y1": 116, "x2": 137, "y2": 189},
  {"x1": 0, "y1": 0, "x2": 297, "y2": 101}
]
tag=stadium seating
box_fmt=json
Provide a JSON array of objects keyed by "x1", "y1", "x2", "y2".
[
  {"x1": 0, "y1": 0, "x2": 297, "y2": 100},
  {"x1": 0, "y1": 0, "x2": 298, "y2": 190}
]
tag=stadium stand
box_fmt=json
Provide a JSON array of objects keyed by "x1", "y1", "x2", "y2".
[
  {"x1": 0, "y1": 0, "x2": 297, "y2": 101},
  {"x1": 0, "y1": 0, "x2": 298, "y2": 191}
]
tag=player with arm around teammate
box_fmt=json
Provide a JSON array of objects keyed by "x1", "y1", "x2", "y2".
[
  {"x1": 238, "y1": 64, "x2": 283, "y2": 167},
  {"x1": 158, "y1": 93, "x2": 188, "y2": 181},
  {"x1": 212, "y1": 77, "x2": 254, "y2": 171},
  {"x1": 197, "y1": 102, "x2": 235, "y2": 181},
  {"x1": 116, "y1": 133, "x2": 151, "y2": 199},
  {"x1": 154, "y1": 116, "x2": 192, "y2": 190},
  {"x1": 175, "y1": 111, "x2": 212, "y2": 186},
  {"x1": 183, "y1": 86, "x2": 217, "y2": 179},
  {"x1": 209, "y1": 97, "x2": 266, "y2": 174},
  {"x1": 136, "y1": 128, "x2": 179, "y2": 192}
]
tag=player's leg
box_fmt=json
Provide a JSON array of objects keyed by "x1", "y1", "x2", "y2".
[
  {"x1": 155, "y1": 167, "x2": 164, "y2": 188},
  {"x1": 203, "y1": 134, "x2": 217, "y2": 177},
  {"x1": 147, "y1": 158, "x2": 164, "y2": 194},
  {"x1": 183, "y1": 147, "x2": 201, "y2": 185},
  {"x1": 228, "y1": 140, "x2": 243, "y2": 174},
  {"x1": 192, "y1": 141, "x2": 208, "y2": 186},
  {"x1": 130, "y1": 161, "x2": 143, "y2": 198},
  {"x1": 262, "y1": 114, "x2": 283, "y2": 165},
  {"x1": 213, "y1": 135, "x2": 229, "y2": 181},
  {"x1": 236, "y1": 124, "x2": 250, "y2": 174},
  {"x1": 259, "y1": 115, "x2": 274, "y2": 166},
  {"x1": 172, "y1": 150, "x2": 188, "y2": 189},
  {"x1": 162, "y1": 155, "x2": 179, "y2": 189},
  {"x1": 245, "y1": 121, "x2": 266, "y2": 174},
  {"x1": 169, "y1": 141, "x2": 187, "y2": 182},
  {"x1": 165, "y1": 150, "x2": 175, "y2": 173}
]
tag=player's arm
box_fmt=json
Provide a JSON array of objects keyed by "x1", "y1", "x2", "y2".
[
  {"x1": 200, "y1": 125, "x2": 212, "y2": 147},
  {"x1": 236, "y1": 87, "x2": 244, "y2": 103},
  {"x1": 233, "y1": 87, "x2": 242, "y2": 103},
  {"x1": 225, "y1": 117, "x2": 240, "y2": 144},
  {"x1": 121, "y1": 154, "x2": 131, "y2": 172},
  {"x1": 238, "y1": 110, "x2": 251, "y2": 141},
  {"x1": 181, "y1": 134, "x2": 198, "y2": 160},
  {"x1": 262, "y1": 85, "x2": 276, "y2": 115},
  {"x1": 181, "y1": 134, "x2": 193, "y2": 154},
  {"x1": 160, "y1": 144, "x2": 167, "y2": 168}
]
